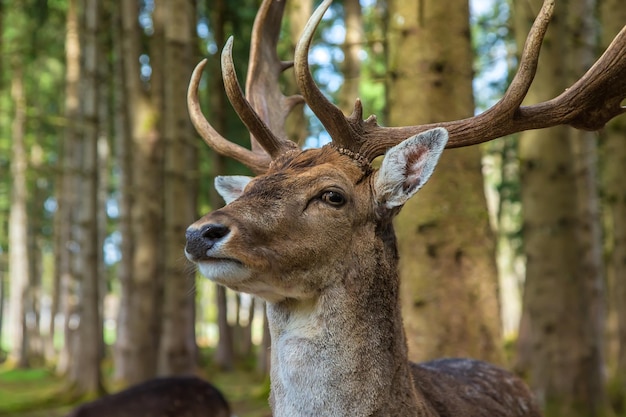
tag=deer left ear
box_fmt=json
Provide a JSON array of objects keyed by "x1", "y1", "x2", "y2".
[
  {"x1": 215, "y1": 175, "x2": 252, "y2": 204},
  {"x1": 374, "y1": 127, "x2": 448, "y2": 210}
]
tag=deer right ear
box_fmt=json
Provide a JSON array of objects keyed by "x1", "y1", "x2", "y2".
[
  {"x1": 374, "y1": 127, "x2": 448, "y2": 210},
  {"x1": 215, "y1": 175, "x2": 252, "y2": 204}
]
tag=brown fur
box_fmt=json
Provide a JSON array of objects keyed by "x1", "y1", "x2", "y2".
[
  {"x1": 186, "y1": 144, "x2": 542, "y2": 416},
  {"x1": 65, "y1": 376, "x2": 230, "y2": 417}
]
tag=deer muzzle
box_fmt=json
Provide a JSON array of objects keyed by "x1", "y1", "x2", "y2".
[{"x1": 185, "y1": 223, "x2": 231, "y2": 261}]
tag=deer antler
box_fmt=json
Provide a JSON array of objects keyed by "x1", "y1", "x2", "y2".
[
  {"x1": 295, "y1": 0, "x2": 626, "y2": 161},
  {"x1": 187, "y1": 0, "x2": 302, "y2": 174},
  {"x1": 190, "y1": 0, "x2": 625, "y2": 170}
]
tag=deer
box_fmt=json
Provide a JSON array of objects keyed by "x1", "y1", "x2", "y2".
[
  {"x1": 184, "y1": 0, "x2": 626, "y2": 415},
  {"x1": 65, "y1": 376, "x2": 231, "y2": 417}
]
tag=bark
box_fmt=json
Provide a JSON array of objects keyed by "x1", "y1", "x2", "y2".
[
  {"x1": 56, "y1": 0, "x2": 81, "y2": 376},
  {"x1": 116, "y1": 0, "x2": 165, "y2": 384},
  {"x1": 67, "y1": 0, "x2": 104, "y2": 395},
  {"x1": 214, "y1": 286, "x2": 234, "y2": 370},
  {"x1": 111, "y1": 3, "x2": 134, "y2": 382},
  {"x1": 157, "y1": 0, "x2": 198, "y2": 376},
  {"x1": 600, "y1": 0, "x2": 626, "y2": 409},
  {"x1": 284, "y1": 0, "x2": 311, "y2": 145},
  {"x1": 386, "y1": 0, "x2": 503, "y2": 364},
  {"x1": 96, "y1": 0, "x2": 111, "y2": 370},
  {"x1": 8, "y1": 54, "x2": 29, "y2": 368},
  {"x1": 26, "y1": 146, "x2": 45, "y2": 364},
  {"x1": 256, "y1": 301, "x2": 271, "y2": 375},
  {"x1": 514, "y1": 0, "x2": 608, "y2": 415},
  {"x1": 338, "y1": 0, "x2": 362, "y2": 114},
  {"x1": 234, "y1": 295, "x2": 254, "y2": 358}
]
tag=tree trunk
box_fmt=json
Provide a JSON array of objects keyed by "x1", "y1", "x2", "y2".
[
  {"x1": 8, "y1": 54, "x2": 30, "y2": 369},
  {"x1": 386, "y1": 0, "x2": 503, "y2": 364},
  {"x1": 67, "y1": 0, "x2": 104, "y2": 395},
  {"x1": 284, "y1": 0, "x2": 311, "y2": 145},
  {"x1": 214, "y1": 286, "x2": 234, "y2": 370},
  {"x1": 116, "y1": 0, "x2": 165, "y2": 384},
  {"x1": 599, "y1": 0, "x2": 626, "y2": 408},
  {"x1": 514, "y1": 0, "x2": 608, "y2": 415},
  {"x1": 158, "y1": 0, "x2": 198, "y2": 376},
  {"x1": 111, "y1": 2, "x2": 135, "y2": 382},
  {"x1": 26, "y1": 146, "x2": 45, "y2": 365},
  {"x1": 338, "y1": 0, "x2": 362, "y2": 114},
  {"x1": 56, "y1": 0, "x2": 81, "y2": 377}
]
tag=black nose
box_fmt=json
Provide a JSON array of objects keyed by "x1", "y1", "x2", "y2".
[{"x1": 185, "y1": 223, "x2": 230, "y2": 260}]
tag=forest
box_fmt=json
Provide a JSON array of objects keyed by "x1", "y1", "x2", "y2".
[{"x1": 0, "y1": 0, "x2": 625, "y2": 416}]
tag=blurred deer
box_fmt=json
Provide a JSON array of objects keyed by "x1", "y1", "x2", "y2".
[
  {"x1": 66, "y1": 376, "x2": 230, "y2": 417},
  {"x1": 185, "y1": 0, "x2": 626, "y2": 415}
]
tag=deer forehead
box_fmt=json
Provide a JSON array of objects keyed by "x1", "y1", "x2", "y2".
[{"x1": 247, "y1": 148, "x2": 371, "y2": 199}]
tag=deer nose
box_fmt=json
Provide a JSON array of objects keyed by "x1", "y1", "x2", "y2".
[{"x1": 185, "y1": 223, "x2": 231, "y2": 260}]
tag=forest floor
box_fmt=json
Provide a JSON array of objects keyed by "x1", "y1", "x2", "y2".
[{"x1": 0, "y1": 366, "x2": 272, "y2": 417}]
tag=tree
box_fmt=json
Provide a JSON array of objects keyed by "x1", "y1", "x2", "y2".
[
  {"x1": 115, "y1": 0, "x2": 165, "y2": 384},
  {"x1": 386, "y1": 0, "x2": 503, "y2": 364},
  {"x1": 158, "y1": 0, "x2": 198, "y2": 375},
  {"x1": 8, "y1": 40, "x2": 29, "y2": 369},
  {"x1": 514, "y1": 0, "x2": 608, "y2": 415},
  {"x1": 599, "y1": 0, "x2": 626, "y2": 408},
  {"x1": 337, "y1": 0, "x2": 361, "y2": 114},
  {"x1": 66, "y1": 0, "x2": 105, "y2": 396},
  {"x1": 56, "y1": 0, "x2": 81, "y2": 377}
]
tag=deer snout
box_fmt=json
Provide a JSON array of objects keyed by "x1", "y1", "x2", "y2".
[{"x1": 185, "y1": 223, "x2": 230, "y2": 261}]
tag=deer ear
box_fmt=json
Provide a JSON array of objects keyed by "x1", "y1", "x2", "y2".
[
  {"x1": 374, "y1": 127, "x2": 448, "y2": 210},
  {"x1": 215, "y1": 175, "x2": 253, "y2": 204}
]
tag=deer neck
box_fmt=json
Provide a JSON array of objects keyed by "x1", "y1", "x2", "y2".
[{"x1": 266, "y1": 223, "x2": 433, "y2": 417}]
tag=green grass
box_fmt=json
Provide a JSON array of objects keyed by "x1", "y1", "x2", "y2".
[{"x1": 0, "y1": 367, "x2": 71, "y2": 416}]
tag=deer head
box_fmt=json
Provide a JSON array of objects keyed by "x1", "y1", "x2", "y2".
[
  {"x1": 185, "y1": 0, "x2": 626, "y2": 302},
  {"x1": 184, "y1": 0, "x2": 625, "y2": 415}
]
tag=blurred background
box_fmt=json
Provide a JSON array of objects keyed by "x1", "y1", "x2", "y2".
[{"x1": 0, "y1": 0, "x2": 624, "y2": 416}]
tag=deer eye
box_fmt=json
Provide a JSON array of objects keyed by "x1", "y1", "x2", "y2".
[{"x1": 320, "y1": 190, "x2": 346, "y2": 207}]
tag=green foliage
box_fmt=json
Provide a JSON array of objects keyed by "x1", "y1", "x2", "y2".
[{"x1": 0, "y1": 0, "x2": 67, "y2": 260}]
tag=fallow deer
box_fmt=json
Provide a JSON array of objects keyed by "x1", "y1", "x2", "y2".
[{"x1": 184, "y1": 0, "x2": 626, "y2": 415}]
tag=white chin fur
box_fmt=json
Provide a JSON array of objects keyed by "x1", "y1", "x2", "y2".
[
  {"x1": 197, "y1": 260, "x2": 251, "y2": 285},
  {"x1": 196, "y1": 262, "x2": 286, "y2": 303}
]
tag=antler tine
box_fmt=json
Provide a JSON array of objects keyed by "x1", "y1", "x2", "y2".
[
  {"x1": 357, "y1": 0, "x2": 557, "y2": 157},
  {"x1": 221, "y1": 37, "x2": 296, "y2": 159},
  {"x1": 359, "y1": 0, "x2": 625, "y2": 155},
  {"x1": 294, "y1": 0, "x2": 363, "y2": 152},
  {"x1": 245, "y1": 0, "x2": 303, "y2": 155},
  {"x1": 187, "y1": 59, "x2": 270, "y2": 174}
]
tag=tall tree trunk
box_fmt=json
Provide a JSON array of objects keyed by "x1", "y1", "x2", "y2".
[
  {"x1": 514, "y1": 0, "x2": 608, "y2": 415},
  {"x1": 117, "y1": 0, "x2": 165, "y2": 384},
  {"x1": 0, "y1": 0, "x2": 5, "y2": 358},
  {"x1": 26, "y1": 146, "x2": 45, "y2": 365},
  {"x1": 111, "y1": 3, "x2": 134, "y2": 382},
  {"x1": 158, "y1": 0, "x2": 198, "y2": 376},
  {"x1": 338, "y1": 0, "x2": 362, "y2": 114},
  {"x1": 8, "y1": 55, "x2": 30, "y2": 368},
  {"x1": 55, "y1": 0, "x2": 81, "y2": 375},
  {"x1": 67, "y1": 0, "x2": 104, "y2": 396},
  {"x1": 386, "y1": 0, "x2": 503, "y2": 364},
  {"x1": 283, "y1": 0, "x2": 311, "y2": 145},
  {"x1": 600, "y1": 0, "x2": 626, "y2": 409}
]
